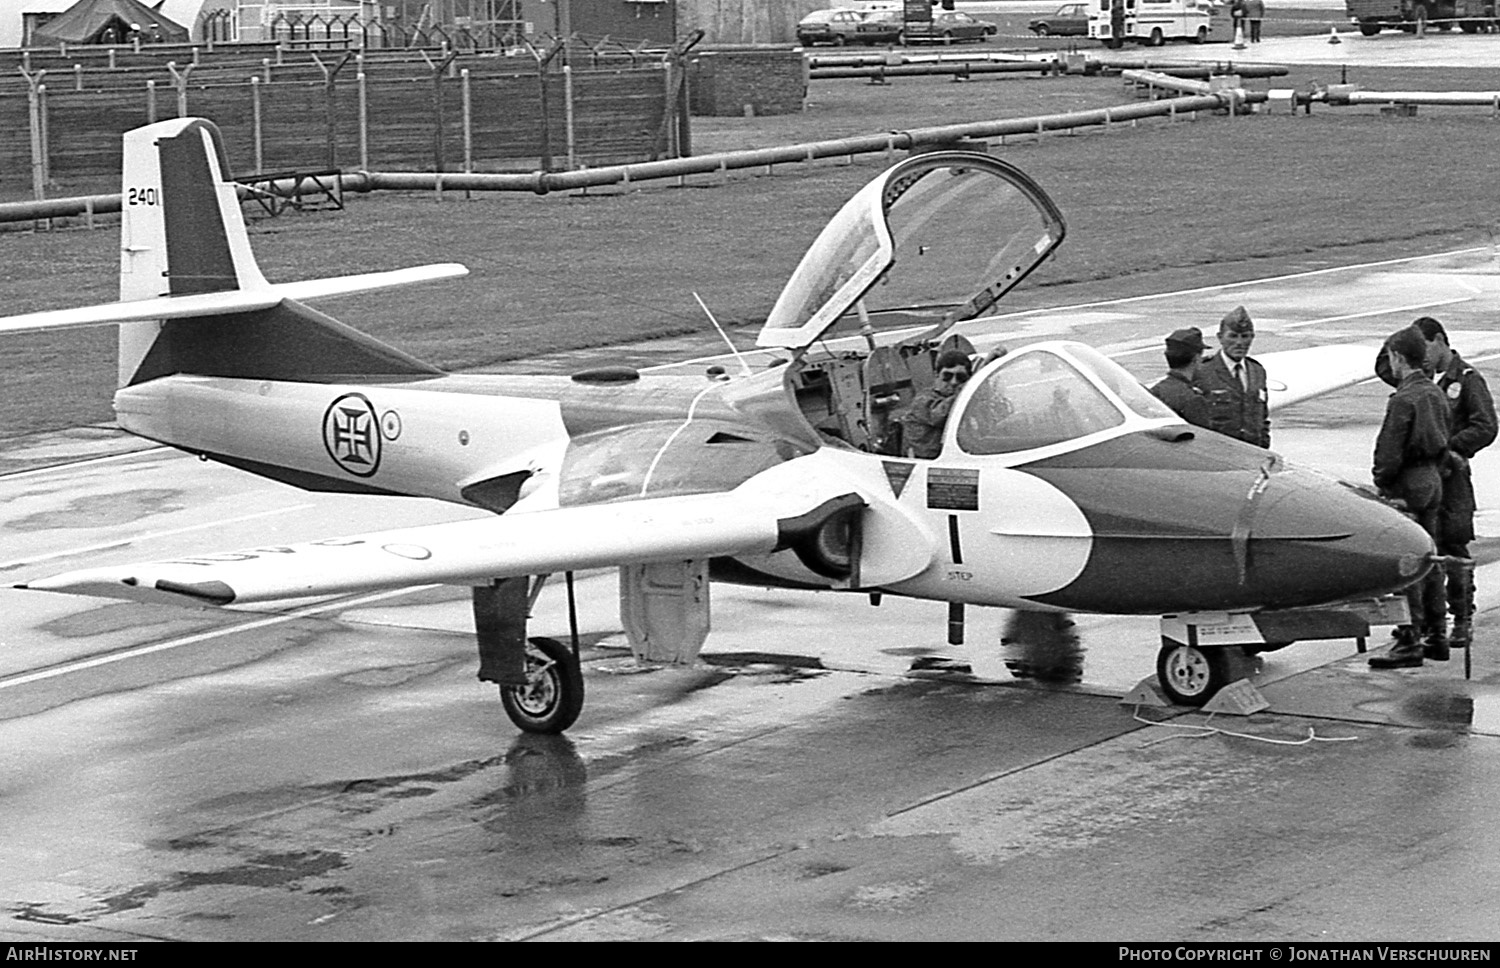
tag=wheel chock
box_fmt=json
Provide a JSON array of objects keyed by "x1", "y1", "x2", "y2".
[
  {"x1": 1119, "y1": 677, "x2": 1171, "y2": 707},
  {"x1": 1201, "y1": 678, "x2": 1269, "y2": 716}
]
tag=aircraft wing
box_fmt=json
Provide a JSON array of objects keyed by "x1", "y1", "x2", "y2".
[
  {"x1": 20, "y1": 485, "x2": 861, "y2": 608},
  {"x1": 1259, "y1": 342, "x2": 1381, "y2": 412}
]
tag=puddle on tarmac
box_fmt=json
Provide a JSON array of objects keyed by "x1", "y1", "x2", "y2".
[
  {"x1": 6, "y1": 488, "x2": 186, "y2": 531},
  {"x1": 1403, "y1": 688, "x2": 1475, "y2": 728},
  {"x1": 1388, "y1": 682, "x2": 1500, "y2": 738}
]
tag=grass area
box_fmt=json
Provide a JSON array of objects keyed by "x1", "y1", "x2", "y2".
[{"x1": 3, "y1": 61, "x2": 1498, "y2": 439}]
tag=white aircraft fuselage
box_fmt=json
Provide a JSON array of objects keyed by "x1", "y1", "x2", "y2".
[{"x1": 111, "y1": 354, "x2": 1432, "y2": 616}]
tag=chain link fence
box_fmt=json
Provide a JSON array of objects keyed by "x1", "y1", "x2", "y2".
[{"x1": 0, "y1": 33, "x2": 694, "y2": 202}]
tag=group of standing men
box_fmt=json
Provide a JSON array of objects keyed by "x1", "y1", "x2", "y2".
[
  {"x1": 1149, "y1": 309, "x2": 1495, "y2": 670},
  {"x1": 1368, "y1": 318, "x2": 1495, "y2": 667},
  {"x1": 1149, "y1": 306, "x2": 1269, "y2": 448}
]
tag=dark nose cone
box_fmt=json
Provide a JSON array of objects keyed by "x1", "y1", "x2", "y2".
[
  {"x1": 1241, "y1": 467, "x2": 1435, "y2": 607},
  {"x1": 1021, "y1": 437, "x2": 1435, "y2": 614}
]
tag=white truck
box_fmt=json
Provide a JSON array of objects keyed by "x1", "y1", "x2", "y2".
[{"x1": 1089, "y1": 0, "x2": 1214, "y2": 46}]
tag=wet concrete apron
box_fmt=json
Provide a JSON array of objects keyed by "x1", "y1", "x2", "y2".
[{"x1": 5, "y1": 650, "x2": 1496, "y2": 941}]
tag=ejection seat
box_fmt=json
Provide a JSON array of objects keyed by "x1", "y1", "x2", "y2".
[{"x1": 865, "y1": 344, "x2": 932, "y2": 455}]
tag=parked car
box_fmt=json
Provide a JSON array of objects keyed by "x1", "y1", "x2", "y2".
[
  {"x1": 856, "y1": 10, "x2": 908, "y2": 44},
  {"x1": 1028, "y1": 3, "x2": 1090, "y2": 36},
  {"x1": 905, "y1": 11, "x2": 999, "y2": 44},
  {"x1": 797, "y1": 7, "x2": 903, "y2": 46}
]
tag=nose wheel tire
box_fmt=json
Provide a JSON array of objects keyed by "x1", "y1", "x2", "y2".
[
  {"x1": 1156, "y1": 640, "x2": 1233, "y2": 706},
  {"x1": 500, "y1": 636, "x2": 584, "y2": 734}
]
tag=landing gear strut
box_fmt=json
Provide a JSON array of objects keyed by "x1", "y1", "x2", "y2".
[{"x1": 475, "y1": 573, "x2": 586, "y2": 734}]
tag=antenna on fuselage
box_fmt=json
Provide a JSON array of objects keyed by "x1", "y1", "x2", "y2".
[{"x1": 693, "y1": 292, "x2": 753, "y2": 377}]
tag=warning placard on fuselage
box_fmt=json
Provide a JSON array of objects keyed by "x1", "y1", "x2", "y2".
[{"x1": 926, "y1": 467, "x2": 979, "y2": 511}]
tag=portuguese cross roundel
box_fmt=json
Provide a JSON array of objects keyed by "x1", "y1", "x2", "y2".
[{"x1": 323, "y1": 392, "x2": 382, "y2": 478}]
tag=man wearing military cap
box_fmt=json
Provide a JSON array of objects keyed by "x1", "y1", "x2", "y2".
[
  {"x1": 1149, "y1": 327, "x2": 1211, "y2": 428},
  {"x1": 1193, "y1": 306, "x2": 1270, "y2": 448}
]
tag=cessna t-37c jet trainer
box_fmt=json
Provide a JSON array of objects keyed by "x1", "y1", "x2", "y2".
[{"x1": 6, "y1": 118, "x2": 1433, "y2": 732}]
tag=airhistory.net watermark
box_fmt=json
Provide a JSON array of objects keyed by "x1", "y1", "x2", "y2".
[{"x1": 5, "y1": 949, "x2": 138, "y2": 962}]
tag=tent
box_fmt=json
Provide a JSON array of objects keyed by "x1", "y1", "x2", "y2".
[{"x1": 30, "y1": 0, "x2": 190, "y2": 45}]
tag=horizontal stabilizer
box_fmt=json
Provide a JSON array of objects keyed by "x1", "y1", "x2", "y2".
[
  {"x1": 0, "y1": 264, "x2": 468, "y2": 336},
  {"x1": 270, "y1": 263, "x2": 469, "y2": 303}
]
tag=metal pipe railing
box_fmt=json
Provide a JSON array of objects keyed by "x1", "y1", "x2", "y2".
[
  {"x1": 1121, "y1": 69, "x2": 1210, "y2": 96},
  {"x1": 0, "y1": 89, "x2": 1252, "y2": 222},
  {"x1": 1329, "y1": 89, "x2": 1500, "y2": 106}
]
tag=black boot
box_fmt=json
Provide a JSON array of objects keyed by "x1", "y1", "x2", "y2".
[
  {"x1": 1423, "y1": 630, "x2": 1450, "y2": 662},
  {"x1": 1370, "y1": 627, "x2": 1424, "y2": 669}
]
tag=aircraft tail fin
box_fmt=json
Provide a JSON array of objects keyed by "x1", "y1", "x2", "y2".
[
  {"x1": 0, "y1": 117, "x2": 464, "y2": 387},
  {"x1": 117, "y1": 118, "x2": 269, "y2": 385},
  {"x1": 121, "y1": 117, "x2": 269, "y2": 302}
]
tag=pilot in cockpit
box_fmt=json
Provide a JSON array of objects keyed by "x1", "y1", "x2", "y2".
[{"x1": 901, "y1": 350, "x2": 973, "y2": 459}]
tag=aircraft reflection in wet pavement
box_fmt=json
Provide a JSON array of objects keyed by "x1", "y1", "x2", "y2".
[{"x1": 4, "y1": 118, "x2": 1434, "y2": 732}]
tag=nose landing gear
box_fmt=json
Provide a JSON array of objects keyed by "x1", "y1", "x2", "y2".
[
  {"x1": 500, "y1": 636, "x2": 585, "y2": 734},
  {"x1": 1154, "y1": 602, "x2": 1398, "y2": 706},
  {"x1": 1155, "y1": 638, "x2": 1252, "y2": 707}
]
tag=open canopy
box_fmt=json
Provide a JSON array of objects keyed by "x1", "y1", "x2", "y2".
[
  {"x1": 31, "y1": 0, "x2": 188, "y2": 44},
  {"x1": 756, "y1": 151, "x2": 1066, "y2": 352}
]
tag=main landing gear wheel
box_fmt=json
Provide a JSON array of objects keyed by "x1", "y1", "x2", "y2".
[
  {"x1": 1155, "y1": 640, "x2": 1233, "y2": 707},
  {"x1": 500, "y1": 636, "x2": 584, "y2": 734}
]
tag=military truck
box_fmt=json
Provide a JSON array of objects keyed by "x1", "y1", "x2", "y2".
[{"x1": 1345, "y1": 0, "x2": 1497, "y2": 34}]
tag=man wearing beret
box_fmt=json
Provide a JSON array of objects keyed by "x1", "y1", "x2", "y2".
[
  {"x1": 1193, "y1": 306, "x2": 1270, "y2": 448},
  {"x1": 1149, "y1": 327, "x2": 1211, "y2": 428}
]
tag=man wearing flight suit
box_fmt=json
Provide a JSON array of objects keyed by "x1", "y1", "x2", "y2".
[
  {"x1": 1375, "y1": 317, "x2": 1496, "y2": 649},
  {"x1": 1149, "y1": 327, "x2": 1211, "y2": 428},
  {"x1": 1194, "y1": 306, "x2": 1270, "y2": 448},
  {"x1": 901, "y1": 349, "x2": 972, "y2": 460},
  {"x1": 1370, "y1": 326, "x2": 1453, "y2": 668}
]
